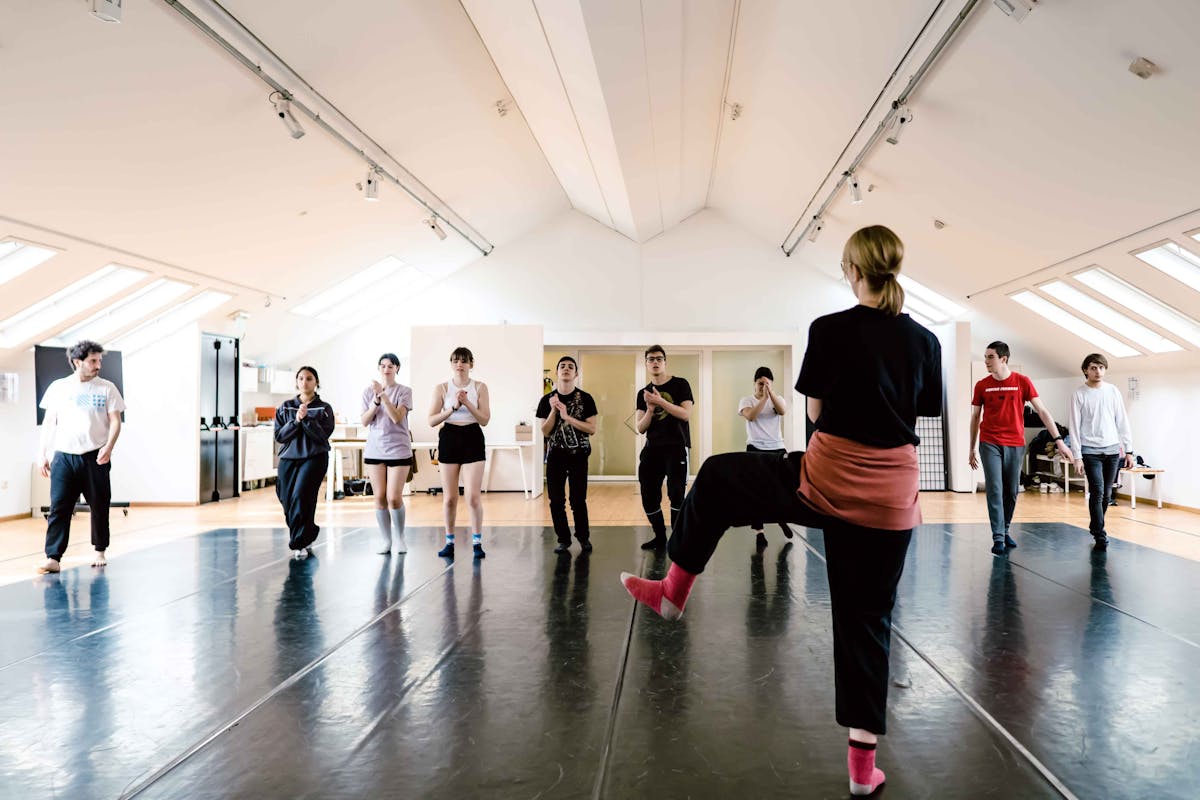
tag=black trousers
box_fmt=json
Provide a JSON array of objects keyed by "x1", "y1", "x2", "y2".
[
  {"x1": 638, "y1": 445, "x2": 688, "y2": 536},
  {"x1": 1083, "y1": 453, "x2": 1121, "y2": 538},
  {"x1": 666, "y1": 450, "x2": 912, "y2": 734},
  {"x1": 746, "y1": 444, "x2": 790, "y2": 533},
  {"x1": 277, "y1": 454, "x2": 329, "y2": 550},
  {"x1": 546, "y1": 448, "x2": 590, "y2": 543},
  {"x1": 45, "y1": 450, "x2": 111, "y2": 560}
]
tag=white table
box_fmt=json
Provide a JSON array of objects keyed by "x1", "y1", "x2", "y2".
[
  {"x1": 1120, "y1": 468, "x2": 1165, "y2": 509},
  {"x1": 484, "y1": 442, "x2": 534, "y2": 498}
]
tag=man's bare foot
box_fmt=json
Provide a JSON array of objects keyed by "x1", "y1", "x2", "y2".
[
  {"x1": 92, "y1": 551, "x2": 107, "y2": 567},
  {"x1": 36, "y1": 558, "x2": 61, "y2": 574}
]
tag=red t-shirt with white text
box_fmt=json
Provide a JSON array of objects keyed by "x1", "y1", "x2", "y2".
[{"x1": 972, "y1": 372, "x2": 1037, "y2": 447}]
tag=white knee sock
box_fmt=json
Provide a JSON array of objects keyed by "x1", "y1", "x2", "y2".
[
  {"x1": 375, "y1": 509, "x2": 392, "y2": 553},
  {"x1": 390, "y1": 507, "x2": 407, "y2": 553}
]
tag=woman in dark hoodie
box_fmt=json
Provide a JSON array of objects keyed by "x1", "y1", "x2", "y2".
[{"x1": 274, "y1": 366, "x2": 336, "y2": 558}]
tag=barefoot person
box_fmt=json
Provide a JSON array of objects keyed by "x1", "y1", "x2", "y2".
[
  {"x1": 274, "y1": 367, "x2": 335, "y2": 559},
  {"x1": 635, "y1": 346, "x2": 693, "y2": 551},
  {"x1": 428, "y1": 347, "x2": 491, "y2": 559},
  {"x1": 362, "y1": 353, "x2": 414, "y2": 554},
  {"x1": 36, "y1": 340, "x2": 125, "y2": 574},
  {"x1": 739, "y1": 366, "x2": 792, "y2": 550},
  {"x1": 621, "y1": 226, "x2": 942, "y2": 797},
  {"x1": 536, "y1": 355, "x2": 598, "y2": 553}
]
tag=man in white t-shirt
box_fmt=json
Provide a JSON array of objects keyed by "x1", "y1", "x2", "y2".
[
  {"x1": 1067, "y1": 353, "x2": 1133, "y2": 551},
  {"x1": 36, "y1": 340, "x2": 126, "y2": 574},
  {"x1": 738, "y1": 366, "x2": 792, "y2": 550}
]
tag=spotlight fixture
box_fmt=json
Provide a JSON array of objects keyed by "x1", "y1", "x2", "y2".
[
  {"x1": 90, "y1": 0, "x2": 122, "y2": 23},
  {"x1": 270, "y1": 94, "x2": 305, "y2": 139},
  {"x1": 847, "y1": 172, "x2": 863, "y2": 204},
  {"x1": 363, "y1": 169, "x2": 380, "y2": 202},
  {"x1": 993, "y1": 0, "x2": 1037, "y2": 22},
  {"x1": 807, "y1": 217, "x2": 824, "y2": 243},
  {"x1": 885, "y1": 105, "x2": 913, "y2": 145},
  {"x1": 424, "y1": 216, "x2": 448, "y2": 241}
]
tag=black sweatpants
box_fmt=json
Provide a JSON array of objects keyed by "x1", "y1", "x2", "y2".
[
  {"x1": 638, "y1": 445, "x2": 688, "y2": 537},
  {"x1": 546, "y1": 448, "x2": 590, "y2": 544},
  {"x1": 746, "y1": 444, "x2": 790, "y2": 534},
  {"x1": 666, "y1": 450, "x2": 913, "y2": 734},
  {"x1": 277, "y1": 454, "x2": 329, "y2": 550},
  {"x1": 45, "y1": 450, "x2": 112, "y2": 560}
]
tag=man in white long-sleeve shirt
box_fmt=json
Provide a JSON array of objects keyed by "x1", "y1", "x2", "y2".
[{"x1": 1068, "y1": 353, "x2": 1133, "y2": 551}]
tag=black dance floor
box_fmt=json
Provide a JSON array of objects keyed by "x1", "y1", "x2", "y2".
[{"x1": 0, "y1": 521, "x2": 1196, "y2": 799}]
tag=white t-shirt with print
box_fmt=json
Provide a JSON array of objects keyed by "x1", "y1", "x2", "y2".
[
  {"x1": 40, "y1": 376, "x2": 126, "y2": 454},
  {"x1": 739, "y1": 395, "x2": 786, "y2": 450}
]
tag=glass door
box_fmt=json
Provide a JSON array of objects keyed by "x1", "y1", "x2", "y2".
[{"x1": 577, "y1": 351, "x2": 639, "y2": 477}]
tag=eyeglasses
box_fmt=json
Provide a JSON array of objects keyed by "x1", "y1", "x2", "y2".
[{"x1": 645, "y1": 356, "x2": 666, "y2": 363}]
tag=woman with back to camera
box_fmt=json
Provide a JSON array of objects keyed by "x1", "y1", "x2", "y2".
[
  {"x1": 362, "y1": 353, "x2": 414, "y2": 555},
  {"x1": 428, "y1": 347, "x2": 491, "y2": 560},
  {"x1": 274, "y1": 366, "x2": 336, "y2": 559},
  {"x1": 621, "y1": 225, "x2": 942, "y2": 797}
]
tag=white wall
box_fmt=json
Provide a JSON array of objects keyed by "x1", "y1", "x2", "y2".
[
  {"x1": 0, "y1": 354, "x2": 37, "y2": 517},
  {"x1": 1123, "y1": 370, "x2": 1199, "y2": 508},
  {"x1": 110, "y1": 323, "x2": 201, "y2": 504}
]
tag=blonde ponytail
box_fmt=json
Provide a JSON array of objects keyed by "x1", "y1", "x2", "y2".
[{"x1": 843, "y1": 225, "x2": 906, "y2": 315}]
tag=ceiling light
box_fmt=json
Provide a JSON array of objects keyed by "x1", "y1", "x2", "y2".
[
  {"x1": 847, "y1": 173, "x2": 862, "y2": 204},
  {"x1": 885, "y1": 106, "x2": 913, "y2": 145},
  {"x1": 807, "y1": 217, "x2": 824, "y2": 243},
  {"x1": 1128, "y1": 57, "x2": 1159, "y2": 80},
  {"x1": 1010, "y1": 291, "x2": 1140, "y2": 358},
  {"x1": 290, "y1": 256, "x2": 406, "y2": 318},
  {"x1": 1074, "y1": 268, "x2": 1200, "y2": 348},
  {"x1": 270, "y1": 94, "x2": 305, "y2": 139},
  {"x1": 48, "y1": 278, "x2": 194, "y2": 345},
  {"x1": 1039, "y1": 281, "x2": 1181, "y2": 353},
  {"x1": 1133, "y1": 241, "x2": 1200, "y2": 293},
  {"x1": 316, "y1": 267, "x2": 432, "y2": 324},
  {"x1": 110, "y1": 290, "x2": 233, "y2": 354},
  {"x1": 363, "y1": 168, "x2": 380, "y2": 202},
  {"x1": 0, "y1": 265, "x2": 148, "y2": 349},
  {"x1": 424, "y1": 216, "x2": 447, "y2": 240},
  {"x1": 0, "y1": 240, "x2": 59, "y2": 286}
]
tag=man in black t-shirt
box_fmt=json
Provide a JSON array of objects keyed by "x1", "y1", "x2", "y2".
[
  {"x1": 536, "y1": 356, "x2": 599, "y2": 553},
  {"x1": 635, "y1": 345, "x2": 694, "y2": 550}
]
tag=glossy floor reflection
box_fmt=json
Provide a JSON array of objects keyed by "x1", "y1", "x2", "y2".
[{"x1": 0, "y1": 522, "x2": 1195, "y2": 799}]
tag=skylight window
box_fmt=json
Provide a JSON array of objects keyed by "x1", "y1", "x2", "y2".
[
  {"x1": 0, "y1": 265, "x2": 148, "y2": 348},
  {"x1": 1038, "y1": 281, "x2": 1182, "y2": 354},
  {"x1": 317, "y1": 266, "x2": 434, "y2": 324},
  {"x1": 48, "y1": 278, "x2": 194, "y2": 345},
  {"x1": 110, "y1": 290, "x2": 232, "y2": 354},
  {"x1": 897, "y1": 275, "x2": 966, "y2": 323},
  {"x1": 1009, "y1": 291, "x2": 1140, "y2": 358},
  {"x1": 291, "y1": 256, "x2": 406, "y2": 319},
  {"x1": 1133, "y1": 241, "x2": 1200, "y2": 293},
  {"x1": 1074, "y1": 268, "x2": 1200, "y2": 349},
  {"x1": 0, "y1": 240, "x2": 59, "y2": 286}
]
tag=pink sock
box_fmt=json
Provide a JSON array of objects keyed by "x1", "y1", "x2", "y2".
[
  {"x1": 620, "y1": 563, "x2": 697, "y2": 620},
  {"x1": 848, "y1": 739, "x2": 886, "y2": 796}
]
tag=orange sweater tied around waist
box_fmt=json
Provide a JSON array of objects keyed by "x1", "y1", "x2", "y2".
[{"x1": 798, "y1": 431, "x2": 921, "y2": 531}]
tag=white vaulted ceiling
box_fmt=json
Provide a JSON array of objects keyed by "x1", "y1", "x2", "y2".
[{"x1": 2, "y1": 0, "x2": 1200, "y2": 372}]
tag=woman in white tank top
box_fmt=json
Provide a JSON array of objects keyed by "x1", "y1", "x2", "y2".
[{"x1": 427, "y1": 346, "x2": 491, "y2": 559}]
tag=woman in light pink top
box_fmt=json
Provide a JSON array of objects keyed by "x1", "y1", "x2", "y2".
[{"x1": 361, "y1": 353, "x2": 414, "y2": 554}]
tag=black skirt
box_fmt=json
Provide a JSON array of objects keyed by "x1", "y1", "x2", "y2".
[{"x1": 438, "y1": 423, "x2": 486, "y2": 464}]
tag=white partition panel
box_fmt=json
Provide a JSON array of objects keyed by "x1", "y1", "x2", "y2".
[{"x1": 411, "y1": 325, "x2": 543, "y2": 497}]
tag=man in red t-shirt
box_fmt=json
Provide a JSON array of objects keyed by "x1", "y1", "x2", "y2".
[{"x1": 969, "y1": 341, "x2": 1072, "y2": 555}]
